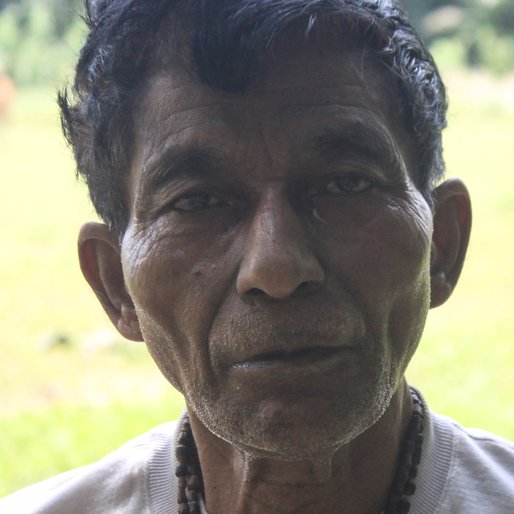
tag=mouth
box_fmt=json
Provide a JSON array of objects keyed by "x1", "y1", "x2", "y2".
[{"x1": 231, "y1": 345, "x2": 353, "y2": 373}]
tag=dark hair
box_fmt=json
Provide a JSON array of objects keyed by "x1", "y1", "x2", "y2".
[{"x1": 59, "y1": 0, "x2": 447, "y2": 236}]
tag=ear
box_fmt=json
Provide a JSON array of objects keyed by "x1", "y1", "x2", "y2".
[
  {"x1": 430, "y1": 179, "x2": 472, "y2": 308},
  {"x1": 78, "y1": 222, "x2": 143, "y2": 341}
]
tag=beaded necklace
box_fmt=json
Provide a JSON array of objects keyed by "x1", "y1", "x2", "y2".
[{"x1": 175, "y1": 388, "x2": 425, "y2": 514}]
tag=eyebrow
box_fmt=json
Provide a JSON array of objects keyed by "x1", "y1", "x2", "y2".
[
  {"x1": 138, "y1": 146, "x2": 226, "y2": 200},
  {"x1": 306, "y1": 123, "x2": 405, "y2": 173},
  {"x1": 136, "y1": 116, "x2": 406, "y2": 204}
]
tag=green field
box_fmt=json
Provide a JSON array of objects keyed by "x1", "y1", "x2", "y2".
[{"x1": 0, "y1": 79, "x2": 513, "y2": 496}]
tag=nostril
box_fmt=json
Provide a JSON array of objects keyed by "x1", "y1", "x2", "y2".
[
  {"x1": 239, "y1": 279, "x2": 323, "y2": 301},
  {"x1": 247, "y1": 287, "x2": 267, "y2": 297},
  {"x1": 297, "y1": 280, "x2": 321, "y2": 292},
  {"x1": 239, "y1": 287, "x2": 272, "y2": 305}
]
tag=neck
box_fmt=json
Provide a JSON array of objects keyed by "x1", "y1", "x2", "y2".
[{"x1": 187, "y1": 380, "x2": 414, "y2": 514}]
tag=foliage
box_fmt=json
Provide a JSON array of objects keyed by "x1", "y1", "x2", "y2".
[
  {"x1": 0, "y1": 0, "x2": 85, "y2": 85},
  {"x1": 1, "y1": 0, "x2": 513, "y2": 85},
  {"x1": 403, "y1": 0, "x2": 514, "y2": 73}
]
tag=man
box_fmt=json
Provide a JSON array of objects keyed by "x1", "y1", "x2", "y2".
[{"x1": 1, "y1": 0, "x2": 513, "y2": 513}]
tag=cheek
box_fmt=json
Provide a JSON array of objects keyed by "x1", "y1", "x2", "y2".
[
  {"x1": 122, "y1": 222, "x2": 224, "y2": 317},
  {"x1": 123, "y1": 235, "x2": 192, "y2": 387},
  {"x1": 321, "y1": 195, "x2": 433, "y2": 336},
  {"x1": 368, "y1": 208, "x2": 432, "y2": 292},
  {"x1": 120, "y1": 224, "x2": 234, "y2": 387},
  {"x1": 364, "y1": 199, "x2": 433, "y2": 369}
]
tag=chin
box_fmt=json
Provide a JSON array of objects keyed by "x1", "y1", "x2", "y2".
[{"x1": 192, "y1": 372, "x2": 396, "y2": 461}]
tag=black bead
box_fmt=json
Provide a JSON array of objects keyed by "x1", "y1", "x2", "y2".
[
  {"x1": 187, "y1": 475, "x2": 201, "y2": 491},
  {"x1": 397, "y1": 499, "x2": 411, "y2": 514},
  {"x1": 412, "y1": 447, "x2": 422, "y2": 465},
  {"x1": 176, "y1": 445, "x2": 190, "y2": 463},
  {"x1": 175, "y1": 464, "x2": 189, "y2": 477},
  {"x1": 178, "y1": 504, "x2": 189, "y2": 514},
  {"x1": 403, "y1": 481, "x2": 416, "y2": 496},
  {"x1": 188, "y1": 501, "x2": 201, "y2": 514}
]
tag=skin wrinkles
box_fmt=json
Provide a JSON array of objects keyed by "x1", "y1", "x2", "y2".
[
  {"x1": 188, "y1": 385, "x2": 413, "y2": 513},
  {"x1": 65, "y1": 7, "x2": 475, "y2": 509},
  {"x1": 136, "y1": 101, "x2": 403, "y2": 175},
  {"x1": 130, "y1": 51, "x2": 410, "y2": 206},
  {"x1": 210, "y1": 288, "x2": 367, "y2": 367},
  {"x1": 117, "y1": 42, "x2": 437, "y2": 514},
  {"x1": 131, "y1": 108, "x2": 408, "y2": 234}
]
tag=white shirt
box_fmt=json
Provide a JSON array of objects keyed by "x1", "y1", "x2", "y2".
[{"x1": 1, "y1": 399, "x2": 513, "y2": 513}]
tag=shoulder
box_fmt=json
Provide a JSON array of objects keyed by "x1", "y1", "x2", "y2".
[
  {"x1": 0, "y1": 421, "x2": 179, "y2": 514},
  {"x1": 412, "y1": 405, "x2": 514, "y2": 514},
  {"x1": 437, "y1": 414, "x2": 514, "y2": 495}
]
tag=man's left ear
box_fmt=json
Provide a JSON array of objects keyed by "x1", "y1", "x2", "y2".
[
  {"x1": 430, "y1": 178, "x2": 472, "y2": 308},
  {"x1": 78, "y1": 222, "x2": 144, "y2": 341}
]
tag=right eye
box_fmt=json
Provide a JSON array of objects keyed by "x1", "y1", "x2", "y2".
[
  {"x1": 309, "y1": 173, "x2": 376, "y2": 198},
  {"x1": 171, "y1": 191, "x2": 229, "y2": 212}
]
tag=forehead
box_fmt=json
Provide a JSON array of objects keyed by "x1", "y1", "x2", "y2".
[{"x1": 130, "y1": 39, "x2": 412, "y2": 191}]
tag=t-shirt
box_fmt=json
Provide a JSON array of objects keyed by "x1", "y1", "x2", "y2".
[{"x1": 1, "y1": 399, "x2": 513, "y2": 513}]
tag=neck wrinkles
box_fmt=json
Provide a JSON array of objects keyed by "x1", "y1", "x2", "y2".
[{"x1": 187, "y1": 380, "x2": 413, "y2": 514}]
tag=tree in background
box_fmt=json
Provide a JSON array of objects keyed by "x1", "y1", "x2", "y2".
[
  {"x1": 0, "y1": 0, "x2": 84, "y2": 85},
  {"x1": 0, "y1": 0, "x2": 513, "y2": 86},
  {"x1": 403, "y1": 0, "x2": 514, "y2": 73}
]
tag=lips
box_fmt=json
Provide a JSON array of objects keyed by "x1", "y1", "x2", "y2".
[
  {"x1": 233, "y1": 345, "x2": 346, "y2": 368},
  {"x1": 210, "y1": 296, "x2": 366, "y2": 373},
  {"x1": 222, "y1": 341, "x2": 360, "y2": 379}
]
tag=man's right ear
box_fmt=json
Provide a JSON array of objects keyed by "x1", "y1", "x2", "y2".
[{"x1": 78, "y1": 222, "x2": 143, "y2": 342}]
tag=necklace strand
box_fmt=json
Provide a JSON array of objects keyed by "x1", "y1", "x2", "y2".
[{"x1": 175, "y1": 388, "x2": 425, "y2": 514}]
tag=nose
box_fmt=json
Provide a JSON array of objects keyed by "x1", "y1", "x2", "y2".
[{"x1": 236, "y1": 194, "x2": 325, "y2": 299}]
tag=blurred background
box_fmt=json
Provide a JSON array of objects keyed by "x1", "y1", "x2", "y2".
[{"x1": 0, "y1": 0, "x2": 513, "y2": 496}]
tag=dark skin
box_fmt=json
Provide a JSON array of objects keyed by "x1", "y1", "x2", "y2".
[{"x1": 77, "y1": 39, "x2": 471, "y2": 514}]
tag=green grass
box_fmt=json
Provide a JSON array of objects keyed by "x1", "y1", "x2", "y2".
[
  {"x1": 0, "y1": 88, "x2": 186, "y2": 496},
  {"x1": 0, "y1": 82, "x2": 513, "y2": 496},
  {"x1": 0, "y1": 398, "x2": 185, "y2": 495},
  {"x1": 407, "y1": 92, "x2": 514, "y2": 437}
]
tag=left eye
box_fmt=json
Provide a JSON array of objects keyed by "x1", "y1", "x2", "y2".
[
  {"x1": 171, "y1": 192, "x2": 228, "y2": 212},
  {"x1": 322, "y1": 174, "x2": 374, "y2": 195}
]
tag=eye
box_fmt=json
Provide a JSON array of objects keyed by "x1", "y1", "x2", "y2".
[
  {"x1": 308, "y1": 173, "x2": 375, "y2": 198},
  {"x1": 322, "y1": 174, "x2": 374, "y2": 195},
  {"x1": 171, "y1": 191, "x2": 228, "y2": 212}
]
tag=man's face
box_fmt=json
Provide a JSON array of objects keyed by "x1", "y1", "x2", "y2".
[{"x1": 121, "y1": 40, "x2": 433, "y2": 458}]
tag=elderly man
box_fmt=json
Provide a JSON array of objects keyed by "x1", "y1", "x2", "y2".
[{"x1": 1, "y1": 0, "x2": 513, "y2": 513}]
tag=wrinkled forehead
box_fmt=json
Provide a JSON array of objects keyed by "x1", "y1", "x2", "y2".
[
  {"x1": 134, "y1": 31, "x2": 410, "y2": 162},
  {"x1": 126, "y1": 35, "x2": 416, "y2": 210}
]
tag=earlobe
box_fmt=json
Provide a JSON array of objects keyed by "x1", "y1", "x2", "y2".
[
  {"x1": 78, "y1": 222, "x2": 144, "y2": 341},
  {"x1": 430, "y1": 179, "x2": 472, "y2": 308}
]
